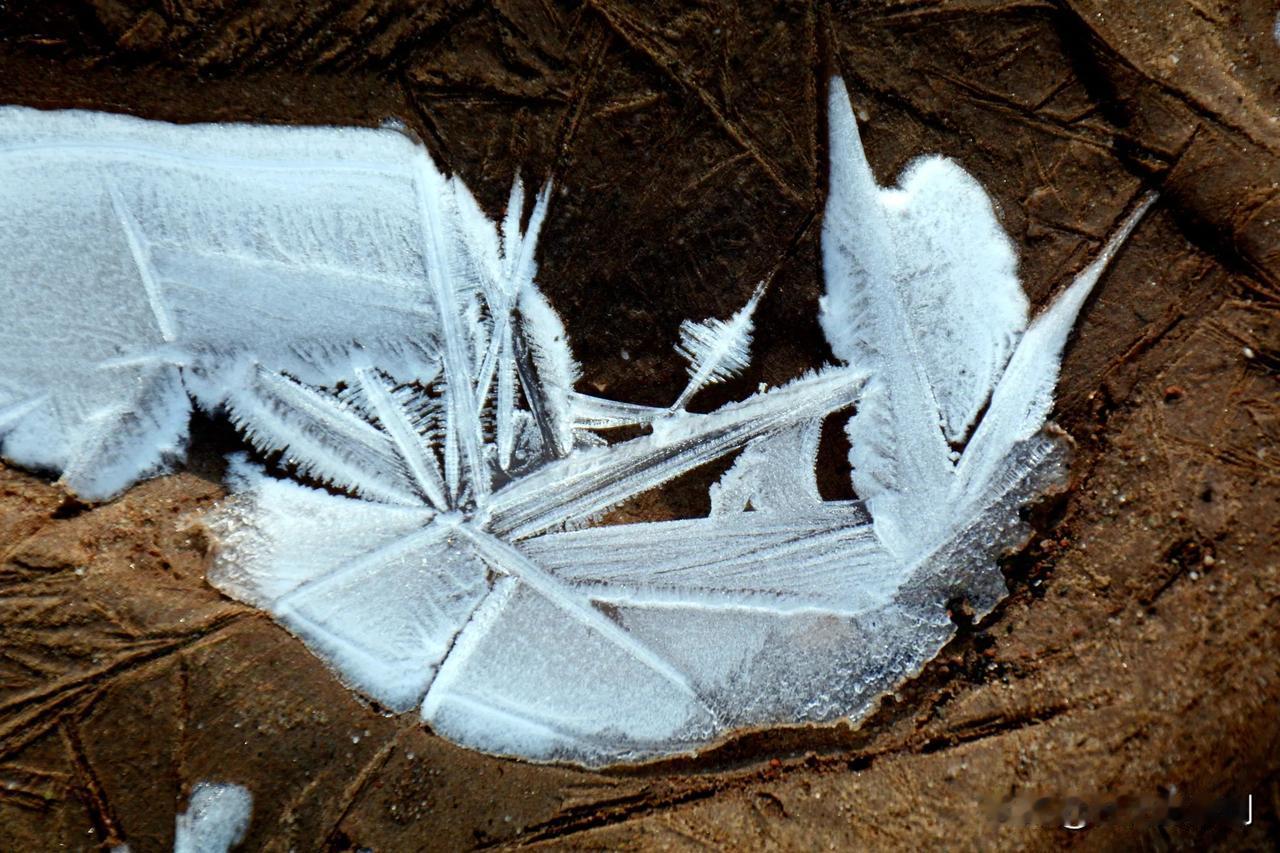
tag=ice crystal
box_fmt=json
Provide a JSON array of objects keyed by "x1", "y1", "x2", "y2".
[
  {"x1": 174, "y1": 782, "x2": 253, "y2": 853},
  {"x1": 0, "y1": 81, "x2": 1154, "y2": 766}
]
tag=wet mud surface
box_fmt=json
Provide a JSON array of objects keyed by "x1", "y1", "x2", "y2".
[{"x1": 0, "y1": 1, "x2": 1278, "y2": 849}]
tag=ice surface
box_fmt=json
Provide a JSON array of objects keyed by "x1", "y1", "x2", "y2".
[{"x1": 0, "y1": 85, "x2": 1154, "y2": 766}]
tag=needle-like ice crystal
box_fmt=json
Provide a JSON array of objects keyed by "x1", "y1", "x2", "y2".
[{"x1": 0, "y1": 80, "x2": 1154, "y2": 766}]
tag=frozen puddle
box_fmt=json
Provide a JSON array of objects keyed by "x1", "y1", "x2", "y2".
[{"x1": 0, "y1": 80, "x2": 1154, "y2": 765}]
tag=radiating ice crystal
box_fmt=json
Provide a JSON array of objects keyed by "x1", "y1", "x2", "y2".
[{"x1": 0, "y1": 81, "x2": 1155, "y2": 766}]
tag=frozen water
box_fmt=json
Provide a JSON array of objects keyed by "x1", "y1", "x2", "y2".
[
  {"x1": 0, "y1": 83, "x2": 1154, "y2": 765},
  {"x1": 174, "y1": 781, "x2": 252, "y2": 853}
]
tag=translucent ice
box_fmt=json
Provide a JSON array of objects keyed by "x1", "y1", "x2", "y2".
[{"x1": 0, "y1": 82, "x2": 1154, "y2": 766}]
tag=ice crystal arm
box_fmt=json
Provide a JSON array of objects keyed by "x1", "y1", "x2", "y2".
[
  {"x1": 477, "y1": 180, "x2": 553, "y2": 471},
  {"x1": 352, "y1": 363, "x2": 449, "y2": 510},
  {"x1": 520, "y1": 505, "x2": 892, "y2": 614},
  {"x1": 486, "y1": 179, "x2": 526, "y2": 471},
  {"x1": 953, "y1": 193, "x2": 1157, "y2": 508},
  {"x1": 220, "y1": 361, "x2": 423, "y2": 506},
  {"x1": 506, "y1": 183, "x2": 552, "y2": 311},
  {"x1": 567, "y1": 393, "x2": 667, "y2": 429},
  {"x1": 105, "y1": 180, "x2": 178, "y2": 343},
  {"x1": 671, "y1": 282, "x2": 764, "y2": 410},
  {"x1": 412, "y1": 158, "x2": 490, "y2": 506},
  {"x1": 488, "y1": 367, "x2": 865, "y2": 540},
  {"x1": 453, "y1": 525, "x2": 706, "y2": 704},
  {"x1": 513, "y1": 281, "x2": 580, "y2": 458}
]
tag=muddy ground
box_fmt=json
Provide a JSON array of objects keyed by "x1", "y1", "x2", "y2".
[{"x1": 1, "y1": 0, "x2": 1278, "y2": 849}]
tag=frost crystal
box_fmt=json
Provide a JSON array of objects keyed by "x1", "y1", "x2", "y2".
[
  {"x1": 0, "y1": 82, "x2": 1154, "y2": 766},
  {"x1": 174, "y1": 782, "x2": 253, "y2": 853}
]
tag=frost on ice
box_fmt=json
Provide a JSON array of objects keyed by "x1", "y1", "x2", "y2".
[
  {"x1": 0, "y1": 80, "x2": 1154, "y2": 766},
  {"x1": 174, "y1": 782, "x2": 253, "y2": 853}
]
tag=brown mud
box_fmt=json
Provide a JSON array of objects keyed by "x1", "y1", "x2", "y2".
[{"x1": 0, "y1": 1, "x2": 1278, "y2": 849}]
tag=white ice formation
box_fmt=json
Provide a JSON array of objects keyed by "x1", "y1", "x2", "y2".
[
  {"x1": 0, "y1": 79, "x2": 1154, "y2": 766},
  {"x1": 174, "y1": 782, "x2": 253, "y2": 853}
]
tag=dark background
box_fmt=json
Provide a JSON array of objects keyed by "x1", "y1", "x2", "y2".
[{"x1": 0, "y1": 1, "x2": 1277, "y2": 849}]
